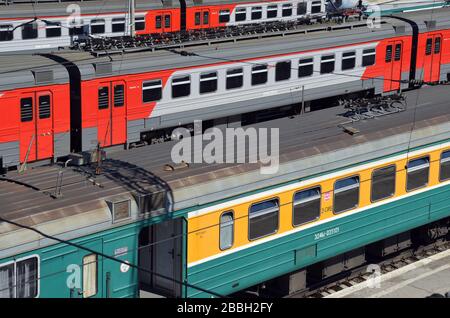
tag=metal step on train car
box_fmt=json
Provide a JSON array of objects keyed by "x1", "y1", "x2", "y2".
[
  {"x1": 0, "y1": 7, "x2": 449, "y2": 170},
  {"x1": 0, "y1": 83, "x2": 449, "y2": 298},
  {"x1": 0, "y1": 0, "x2": 328, "y2": 53}
]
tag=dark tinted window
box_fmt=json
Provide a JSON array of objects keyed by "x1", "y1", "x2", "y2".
[
  {"x1": 440, "y1": 151, "x2": 450, "y2": 182},
  {"x1": 334, "y1": 176, "x2": 359, "y2": 214},
  {"x1": 202, "y1": 11, "x2": 209, "y2": 25},
  {"x1": 219, "y1": 10, "x2": 230, "y2": 23},
  {"x1": 252, "y1": 7, "x2": 262, "y2": 20},
  {"x1": 114, "y1": 85, "x2": 124, "y2": 107},
  {"x1": 219, "y1": 211, "x2": 234, "y2": 250},
  {"x1": 165, "y1": 15, "x2": 171, "y2": 28},
  {"x1": 434, "y1": 37, "x2": 441, "y2": 54},
  {"x1": 38, "y1": 95, "x2": 51, "y2": 119},
  {"x1": 112, "y1": 18, "x2": 125, "y2": 32},
  {"x1": 20, "y1": 98, "x2": 33, "y2": 122},
  {"x1": 98, "y1": 87, "x2": 109, "y2": 109},
  {"x1": 135, "y1": 16, "x2": 145, "y2": 31},
  {"x1": 156, "y1": 15, "x2": 162, "y2": 29},
  {"x1": 371, "y1": 165, "x2": 396, "y2": 202},
  {"x1": 0, "y1": 263, "x2": 14, "y2": 297},
  {"x1": 22, "y1": 22, "x2": 38, "y2": 40},
  {"x1": 143, "y1": 80, "x2": 162, "y2": 102},
  {"x1": 252, "y1": 64, "x2": 268, "y2": 85},
  {"x1": 276, "y1": 61, "x2": 291, "y2": 81},
  {"x1": 200, "y1": 72, "x2": 217, "y2": 94},
  {"x1": 267, "y1": 5, "x2": 278, "y2": 18},
  {"x1": 426, "y1": 38, "x2": 432, "y2": 55},
  {"x1": 45, "y1": 23, "x2": 61, "y2": 38},
  {"x1": 311, "y1": 1, "x2": 322, "y2": 14},
  {"x1": 0, "y1": 25, "x2": 13, "y2": 41},
  {"x1": 282, "y1": 3, "x2": 293, "y2": 16},
  {"x1": 90, "y1": 19, "x2": 105, "y2": 34},
  {"x1": 394, "y1": 44, "x2": 402, "y2": 61},
  {"x1": 298, "y1": 58, "x2": 314, "y2": 77},
  {"x1": 235, "y1": 8, "x2": 246, "y2": 21},
  {"x1": 172, "y1": 76, "x2": 190, "y2": 98},
  {"x1": 16, "y1": 257, "x2": 38, "y2": 298},
  {"x1": 386, "y1": 45, "x2": 393, "y2": 62},
  {"x1": 321, "y1": 55, "x2": 335, "y2": 74},
  {"x1": 406, "y1": 157, "x2": 429, "y2": 191},
  {"x1": 362, "y1": 48, "x2": 376, "y2": 66},
  {"x1": 293, "y1": 187, "x2": 321, "y2": 226},
  {"x1": 297, "y1": 2, "x2": 307, "y2": 15},
  {"x1": 69, "y1": 26, "x2": 86, "y2": 36},
  {"x1": 195, "y1": 12, "x2": 201, "y2": 25},
  {"x1": 249, "y1": 199, "x2": 279, "y2": 240},
  {"x1": 226, "y1": 68, "x2": 243, "y2": 90},
  {"x1": 342, "y1": 51, "x2": 356, "y2": 70}
]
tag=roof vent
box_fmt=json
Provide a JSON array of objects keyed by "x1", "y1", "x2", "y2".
[
  {"x1": 162, "y1": 0, "x2": 173, "y2": 7},
  {"x1": 94, "y1": 62, "x2": 112, "y2": 76},
  {"x1": 425, "y1": 20, "x2": 436, "y2": 30},
  {"x1": 134, "y1": 191, "x2": 166, "y2": 215},
  {"x1": 32, "y1": 70, "x2": 53, "y2": 84},
  {"x1": 394, "y1": 25, "x2": 405, "y2": 34},
  {"x1": 106, "y1": 197, "x2": 131, "y2": 223}
]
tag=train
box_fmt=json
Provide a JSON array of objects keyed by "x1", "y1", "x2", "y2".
[
  {"x1": 0, "y1": 82, "x2": 449, "y2": 298},
  {"x1": 0, "y1": 7, "x2": 449, "y2": 170},
  {"x1": 0, "y1": 0, "x2": 328, "y2": 53}
]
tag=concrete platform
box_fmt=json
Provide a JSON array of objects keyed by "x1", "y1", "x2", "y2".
[{"x1": 326, "y1": 249, "x2": 450, "y2": 298}]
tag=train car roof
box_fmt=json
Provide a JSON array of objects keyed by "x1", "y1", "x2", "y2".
[
  {"x1": 0, "y1": 84, "x2": 449, "y2": 257},
  {"x1": 0, "y1": 53, "x2": 69, "y2": 91},
  {"x1": 0, "y1": 0, "x2": 178, "y2": 19}
]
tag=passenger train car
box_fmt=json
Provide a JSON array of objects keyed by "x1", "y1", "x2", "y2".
[
  {"x1": 0, "y1": 8, "x2": 449, "y2": 170},
  {"x1": 0, "y1": 0, "x2": 326, "y2": 53},
  {"x1": 0, "y1": 83, "x2": 449, "y2": 298}
]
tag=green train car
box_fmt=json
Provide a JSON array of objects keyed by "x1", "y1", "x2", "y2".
[{"x1": 1, "y1": 85, "x2": 450, "y2": 298}]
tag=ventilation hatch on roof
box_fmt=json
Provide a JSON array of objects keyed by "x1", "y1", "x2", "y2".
[
  {"x1": 393, "y1": 25, "x2": 405, "y2": 34},
  {"x1": 425, "y1": 20, "x2": 436, "y2": 30},
  {"x1": 32, "y1": 70, "x2": 53, "y2": 85},
  {"x1": 134, "y1": 191, "x2": 166, "y2": 215},
  {"x1": 94, "y1": 62, "x2": 112, "y2": 76},
  {"x1": 106, "y1": 197, "x2": 131, "y2": 223}
]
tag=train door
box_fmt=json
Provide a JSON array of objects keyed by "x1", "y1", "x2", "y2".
[
  {"x1": 423, "y1": 34, "x2": 442, "y2": 83},
  {"x1": 138, "y1": 219, "x2": 183, "y2": 298},
  {"x1": 19, "y1": 91, "x2": 54, "y2": 163},
  {"x1": 155, "y1": 11, "x2": 173, "y2": 33},
  {"x1": 193, "y1": 9, "x2": 210, "y2": 29},
  {"x1": 97, "y1": 81, "x2": 127, "y2": 147},
  {"x1": 384, "y1": 41, "x2": 403, "y2": 92}
]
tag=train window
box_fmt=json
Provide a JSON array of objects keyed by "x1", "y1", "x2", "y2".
[
  {"x1": 69, "y1": 26, "x2": 86, "y2": 36},
  {"x1": 38, "y1": 95, "x2": 51, "y2": 119},
  {"x1": 0, "y1": 263, "x2": 14, "y2": 297},
  {"x1": 311, "y1": 1, "x2": 322, "y2": 14},
  {"x1": 165, "y1": 15, "x2": 171, "y2": 28},
  {"x1": 298, "y1": 57, "x2": 314, "y2": 77},
  {"x1": 440, "y1": 150, "x2": 450, "y2": 182},
  {"x1": 371, "y1": 165, "x2": 396, "y2": 202},
  {"x1": 195, "y1": 12, "x2": 201, "y2": 26},
  {"x1": 219, "y1": 211, "x2": 234, "y2": 250},
  {"x1": 235, "y1": 8, "x2": 247, "y2": 22},
  {"x1": 342, "y1": 51, "x2": 356, "y2": 70},
  {"x1": 45, "y1": 22, "x2": 61, "y2": 38},
  {"x1": 362, "y1": 48, "x2": 376, "y2": 66},
  {"x1": 320, "y1": 55, "x2": 335, "y2": 74},
  {"x1": 434, "y1": 37, "x2": 441, "y2": 54},
  {"x1": 334, "y1": 176, "x2": 359, "y2": 214},
  {"x1": 282, "y1": 3, "x2": 293, "y2": 17},
  {"x1": 219, "y1": 10, "x2": 230, "y2": 23},
  {"x1": 406, "y1": 157, "x2": 429, "y2": 191},
  {"x1": 135, "y1": 16, "x2": 145, "y2": 31},
  {"x1": 82, "y1": 254, "x2": 97, "y2": 298},
  {"x1": 142, "y1": 80, "x2": 162, "y2": 102},
  {"x1": 20, "y1": 98, "x2": 33, "y2": 122},
  {"x1": 98, "y1": 87, "x2": 109, "y2": 109},
  {"x1": 293, "y1": 187, "x2": 321, "y2": 226},
  {"x1": 251, "y1": 7, "x2": 262, "y2": 20},
  {"x1": 112, "y1": 18, "x2": 125, "y2": 33},
  {"x1": 0, "y1": 25, "x2": 13, "y2": 41},
  {"x1": 0, "y1": 257, "x2": 38, "y2": 298},
  {"x1": 172, "y1": 75, "x2": 191, "y2": 98},
  {"x1": 297, "y1": 2, "x2": 307, "y2": 15},
  {"x1": 156, "y1": 15, "x2": 162, "y2": 29},
  {"x1": 114, "y1": 85, "x2": 124, "y2": 107},
  {"x1": 22, "y1": 22, "x2": 38, "y2": 40},
  {"x1": 385, "y1": 45, "x2": 393, "y2": 62},
  {"x1": 251, "y1": 64, "x2": 268, "y2": 85},
  {"x1": 200, "y1": 72, "x2": 218, "y2": 94},
  {"x1": 226, "y1": 68, "x2": 244, "y2": 90},
  {"x1": 203, "y1": 11, "x2": 209, "y2": 25},
  {"x1": 394, "y1": 44, "x2": 402, "y2": 61},
  {"x1": 425, "y1": 38, "x2": 432, "y2": 55},
  {"x1": 249, "y1": 198, "x2": 279, "y2": 240},
  {"x1": 276, "y1": 61, "x2": 291, "y2": 81},
  {"x1": 267, "y1": 5, "x2": 278, "y2": 18},
  {"x1": 90, "y1": 19, "x2": 105, "y2": 34}
]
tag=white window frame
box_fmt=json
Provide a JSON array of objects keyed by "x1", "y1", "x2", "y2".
[{"x1": 0, "y1": 255, "x2": 40, "y2": 299}]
